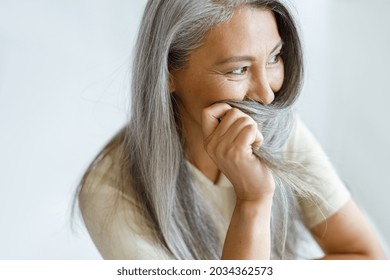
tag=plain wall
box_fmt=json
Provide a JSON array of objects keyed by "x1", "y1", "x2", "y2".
[
  {"x1": 0, "y1": 0, "x2": 388, "y2": 259},
  {"x1": 0, "y1": 0, "x2": 146, "y2": 259},
  {"x1": 295, "y1": 0, "x2": 390, "y2": 253}
]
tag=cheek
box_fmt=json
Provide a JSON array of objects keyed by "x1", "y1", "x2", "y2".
[
  {"x1": 269, "y1": 63, "x2": 285, "y2": 92},
  {"x1": 175, "y1": 77, "x2": 228, "y2": 114},
  {"x1": 199, "y1": 78, "x2": 244, "y2": 104}
]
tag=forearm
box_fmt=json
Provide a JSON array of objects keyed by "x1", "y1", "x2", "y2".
[
  {"x1": 311, "y1": 200, "x2": 387, "y2": 260},
  {"x1": 221, "y1": 196, "x2": 273, "y2": 260},
  {"x1": 319, "y1": 245, "x2": 387, "y2": 260},
  {"x1": 319, "y1": 253, "x2": 387, "y2": 260}
]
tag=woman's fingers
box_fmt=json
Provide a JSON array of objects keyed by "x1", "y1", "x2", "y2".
[
  {"x1": 202, "y1": 103, "x2": 275, "y2": 200},
  {"x1": 221, "y1": 115, "x2": 262, "y2": 148},
  {"x1": 201, "y1": 103, "x2": 232, "y2": 140},
  {"x1": 234, "y1": 122, "x2": 263, "y2": 151},
  {"x1": 202, "y1": 104, "x2": 262, "y2": 152}
]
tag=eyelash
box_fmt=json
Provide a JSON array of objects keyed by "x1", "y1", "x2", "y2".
[
  {"x1": 267, "y1": 52, "x2": 282, "y2": 65},
  {"x1": 229, "y1": 66, "x2": 249, "y2": 75},
  {"x1": 227, "y1": 52, "x2": 282, "y2": 76}
]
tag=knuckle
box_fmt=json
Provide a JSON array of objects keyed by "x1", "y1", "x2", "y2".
[
  {"x1": 237, "y1": 116, "x2": 254, "y2": 127},
  {"x1": 201, "y1": 106, "x2": 210, "y2": 117},
  {"x1": 244, "y1": 122, "x2": 257, "y2": 133},
  {"x1": 235, "y1": 117, "x2": 248, "y2": 126},
  {"x1": 201, "y1": 109, "x2": 211, "y2": 125},
  {"x1": 228, "y1": 108, "x2": 242, "y2": 117}
]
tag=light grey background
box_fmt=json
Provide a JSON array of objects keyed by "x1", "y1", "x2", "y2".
[{"x1": 0, "y1": 0, "x2": 388, "y2": 259}]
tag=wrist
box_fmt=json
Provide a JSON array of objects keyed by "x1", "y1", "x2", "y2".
[
  {"x1": 236, "y1": 192, "x2": 274, "y2": 206},
  {"x1": 235, "y1": 195, "x2": 273, "y2": 217}
]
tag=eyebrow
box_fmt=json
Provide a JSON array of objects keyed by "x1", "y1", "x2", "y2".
[{"x1": 214, "y1": 40, "x2": 284, "y2": 66}]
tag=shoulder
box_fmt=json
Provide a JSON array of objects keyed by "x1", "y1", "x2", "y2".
[
  {"x1": 77, "y1": 127, "x2": 135, "y2": 230},
  {"x1": 284, "y1": 116, "x2": 351, "y2": 228},
  {"x1": 78, "y1": 127, "x2": 127, "y2": 202},
  {"x1": 284, "y1": 116, "x2": 320, "y2": 156},
  {"x1": 77, "y1": 128, "x2": 171, "y2": 259},
  {"x1": 284, "y1": 116, "x2": 336, "y2": 167}
]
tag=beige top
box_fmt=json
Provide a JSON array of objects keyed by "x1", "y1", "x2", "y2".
[{"x1": 79, "y1": 118, "x2": 350, "y2": 259}]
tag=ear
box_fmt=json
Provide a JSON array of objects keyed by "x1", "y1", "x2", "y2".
[{"x1": 168, "y1": 73, "x2": 176, "y2": 93}]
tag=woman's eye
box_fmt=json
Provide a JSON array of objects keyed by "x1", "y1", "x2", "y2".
[
  {"x1": 229, "y1": 66, "x2": 248, "y2": 75},
  {"x1": 267, "y1": 53, "x2": 281, "y2": 65}
]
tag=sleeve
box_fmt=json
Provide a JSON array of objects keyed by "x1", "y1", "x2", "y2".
[
  {"x1": 284, "y1": 116, "x2": 351, "y2": 229},
  {"x1": 78, "y1": 154, "x2": 173, "y2": 260}
]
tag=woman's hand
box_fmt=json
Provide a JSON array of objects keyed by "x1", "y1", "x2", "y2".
[
  {"x1": 202, "y1": 103, "x2": 275, "y2": 259},
  {"x1": 201, "y1": 103, "x2": 275, "y2": 201}
]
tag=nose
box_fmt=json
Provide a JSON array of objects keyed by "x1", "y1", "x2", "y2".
[{"x1": 246, "y1": 72, "x2": 275, "y2": 105}]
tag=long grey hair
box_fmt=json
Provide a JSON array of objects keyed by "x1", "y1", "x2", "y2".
[{"x1": 78, "y1": 0, "x2": 322, "y2": 259}]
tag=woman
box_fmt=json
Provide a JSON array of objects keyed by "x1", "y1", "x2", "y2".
[{"x1": 76, "y1": 0, "x2": 386, "y2": 259}]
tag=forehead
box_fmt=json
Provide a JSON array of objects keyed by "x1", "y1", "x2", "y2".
[{"x1": 190, "y1": 7, "x2": 281, "y2": 62}]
